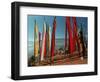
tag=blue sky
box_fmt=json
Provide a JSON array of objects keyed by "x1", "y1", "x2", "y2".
[{"x1": 28, "y1": 15, "x2": 88, "y2": 42}]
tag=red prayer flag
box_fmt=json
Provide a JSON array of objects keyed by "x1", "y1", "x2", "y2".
[
  {"x1": 39, "y1": 32, "x2": 41, "y2": 59},
  {"x1": 72, "y1": 17, "x2": 80, "y2": 52},
  {"x1": 66, "y1": 17, "x2": 74, "y2": 54},
  {"x1": 51, "y1": 17, "x2": 56, "y2": 64},
  {"x1": 44, "y1": 32, "x2": 47, "y2": 58}
]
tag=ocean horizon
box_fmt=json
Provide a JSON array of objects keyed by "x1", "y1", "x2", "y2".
[{"x1": 28, "y1": 38, "x2": 65, "y2": 59}]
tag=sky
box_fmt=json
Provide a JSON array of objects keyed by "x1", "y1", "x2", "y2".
[{"x1": 27, "y1": 15, "x2": 88, "y2": 42}]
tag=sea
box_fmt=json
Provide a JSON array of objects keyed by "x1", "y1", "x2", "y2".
[{"x1": 28, "y1": 39, "x2": 65, "y2": 59}]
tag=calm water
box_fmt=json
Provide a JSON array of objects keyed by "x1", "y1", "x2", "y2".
[{"x1": 28, "y1": 39, "x2": 65, "y2": 59}]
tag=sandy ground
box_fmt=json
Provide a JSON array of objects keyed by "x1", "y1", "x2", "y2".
[{"x1": 28, "y1": 53, "x2": 87, "y2": 66}]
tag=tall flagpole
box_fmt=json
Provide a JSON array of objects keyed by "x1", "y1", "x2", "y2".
[
  {"x1": 51, "y1": 17, "x2": 56, "y2": 64},
  {"x1": 46, "y1": 24, "x2": 52, "y2": 62},
  {"x1": 41, "y1": 21, "x2": 46, "y2": 61},
  {"x1": 65, "y1": 17, "x2": 67, "y2": 54},
  {"x1": 72, "y1": 17, "x2": 80, "y2": 53},
  {"x1": 49, "y1": 25, "x2": 51, "y2": 57},
  {"x1": 34, "y1": 20, "x2": 39, "y2": 64},
  {"x1": 39, "y1": 32, "x2": 41, "y2": 63},
  {"x1": 66, "y1": 17, "x2": 74, "y2": 54}
]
